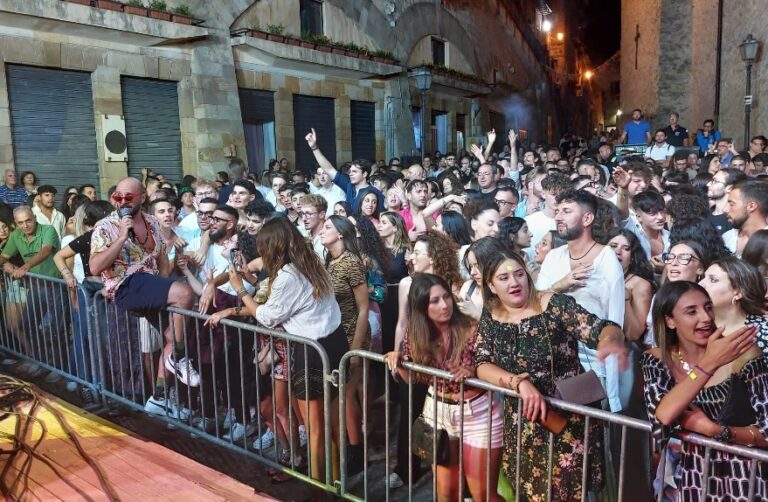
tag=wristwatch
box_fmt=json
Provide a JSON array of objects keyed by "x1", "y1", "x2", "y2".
[{"x1": 715, "y1": 425, "x2": 733, "y2": 443}]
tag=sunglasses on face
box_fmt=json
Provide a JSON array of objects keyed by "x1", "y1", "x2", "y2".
[
  {"x1": 111, "y1": 192, "x2": 137, "y2": 204},
  {"x1": 662, "y1": 252, "x2": 699, "y2": 265}
]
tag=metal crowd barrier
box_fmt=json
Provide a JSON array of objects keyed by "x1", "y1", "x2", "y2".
[{"x1": 1, "y1": 272, "x2": 767, "y2": 501}]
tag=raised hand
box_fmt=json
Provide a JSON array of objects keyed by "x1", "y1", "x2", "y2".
[
  {"x1": 305, "y1": 128, "x2": 317, "y2": 150},
  {"x1": 487, "y1": 128, "x2": 497, "y2": 145},
  {"x1": 612, "y1": 166, "x2": 631, "y2": 189}
]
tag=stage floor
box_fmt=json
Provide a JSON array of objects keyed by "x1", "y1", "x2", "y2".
[{"x1": 0, "y1": 377, "x2": 271, "y2": 501}]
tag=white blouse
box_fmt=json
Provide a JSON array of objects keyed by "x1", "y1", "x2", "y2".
[{"x1": 255, "y1": 263, "x2": 341, "y2": 340}]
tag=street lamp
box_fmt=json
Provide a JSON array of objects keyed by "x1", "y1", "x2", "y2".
[
  {"x1": 542, "y1": 20, "x2": 552, "y2": 32},
  {"x1": 616, "y1": 109, "x2": 623, "y2": 117},
  {"x1": 556, "y1": 32, "x2": 564, "y2": 42},
  {"x1": 739, "y1": 34, "x2": 760, "y2": 149},
  {"x1": 409, "y1": 67, "x2": 432, "y2": 160},
  {"x1": 584, "y1": 70, "x2": 593, "y2": 80}
]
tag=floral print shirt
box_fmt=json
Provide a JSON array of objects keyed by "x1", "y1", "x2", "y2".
[{"x1": 90, "y1": 211, "x2": 166, "y2": 300}]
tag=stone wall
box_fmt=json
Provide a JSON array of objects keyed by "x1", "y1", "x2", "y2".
[{"x1": 621, "y1": 0, "x2": 768, "y2": 144}]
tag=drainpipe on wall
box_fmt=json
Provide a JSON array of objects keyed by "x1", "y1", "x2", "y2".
[{"x1": 714, "y1": 0, "x2": 724, "y2": 122}]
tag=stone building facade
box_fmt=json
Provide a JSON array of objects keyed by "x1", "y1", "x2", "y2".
[
  {"x1": 0, "y1": 0, "x2": 561, "y2": 192},
  {"x1": 620, "y1": 0, "x2": 767, "y2": 147}
]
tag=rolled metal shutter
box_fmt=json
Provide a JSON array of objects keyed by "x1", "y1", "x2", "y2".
[
  {"x1": 122, "y1": 77, "x2": 182, "y2": 185},
  {"x1": 239, "y1": 88, "x2": 275, "y2": 123},
  {"x1": 6, "y1": 65, "x2": 100, "y2": 195},
  {"x1": 293, "y1": 94, "x2": 335, "y2": 174},
  {"x1": 350, "y1": 100, "x2": 375, "y2": 163}
]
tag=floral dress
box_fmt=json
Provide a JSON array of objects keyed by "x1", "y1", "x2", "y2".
[
  {"x1": 474, "y1": 293, "x2": 611, "y2": 501},
  {"x1": 642, "y1": 352, "x2": 768, "y2": 501}
]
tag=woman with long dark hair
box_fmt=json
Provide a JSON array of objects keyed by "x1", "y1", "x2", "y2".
[
  {"x1": 320, "y1": 214, "x2": 370, "y2": 474},
  {"x1": 643, "y1": 281, "x2": 767, "y2": 500},
  {"x1": 207, "y1": 216, "x2": 345, "y2": 494},
  {"x1": 377, "y1": 211, "x2": 411, "y2": 358},
  {"x1": 458, "y1": 237, "x2": 509, "y2": 320},
  {"x1": 351, "y1": 215, "x2": 389, "y2": 353},
  {"x1": 497, "y1": 216, "x2": 532, "y2": 255},
  {"x1": 386, "y1": 274, "x2": 504, "y2": 501},
  {"x1": 607, "y1": 228, "x2": 656, "y2": 341},
  {"x1": 475, "y1": 249, "x2": 627, "y2": 501}
]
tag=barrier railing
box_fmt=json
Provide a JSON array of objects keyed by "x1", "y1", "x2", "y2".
[{"x1": 1, "y1": 272, "x2": 767, "y2": 501}]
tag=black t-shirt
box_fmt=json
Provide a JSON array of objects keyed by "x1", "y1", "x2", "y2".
[
  {"x1": 663, "y1": 125, "x2": 689, "y2": 147},
  {"x1": 708, "y1": 212, "x2": 731, "y2": 235},
  {"x1": 69, "y1": 231, "x2": 94, "y2": 277}
]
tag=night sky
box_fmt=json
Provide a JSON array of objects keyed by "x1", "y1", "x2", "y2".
[{"x1": 581, "y1": 0, "x2": 621, "y2": 65}]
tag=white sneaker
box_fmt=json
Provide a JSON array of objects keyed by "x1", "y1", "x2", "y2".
[
  {"x1": 164, "y1": 355, "x2": 200, "y2": 387},
  {"x1": 225, "y1": 421, "x2": 255, "y2": 442},
  {"x1": 252, "y1": 428, "x2": 275, "y2": 450},
  {"x1": 1, "y1": 357, "x2": 18, "y2": 365},
  {"x1": 388, "y1": 472, "x2": 404, "y2": 489},
  {"x1": 144, "y1": 394, "x2": 192, "y2": 421}
]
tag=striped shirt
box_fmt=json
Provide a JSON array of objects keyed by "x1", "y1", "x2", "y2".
[{"x1": 0, "y1": 185, "x2": 30, "y2": 208}]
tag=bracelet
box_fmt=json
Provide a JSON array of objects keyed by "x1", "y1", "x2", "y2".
[
  {"x1": 236, "y1": 288, "x2": 248, "y2": 298},
  {"x1": 311, "y1": 146, "x2": 319, "y2": 151},
  {"x1": 234, "y1": 306, "x2": 242, "y2": 316},
  {"x1": 694, "y1": 365, "x2": 714, "y2": 378},
  {"x1": 507, "y1": 372, "x2": 530, "y2": 392}
]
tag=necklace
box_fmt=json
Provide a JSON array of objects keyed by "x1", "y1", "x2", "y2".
[
  {"x1": 673, "y1": 349, "x2": 693, "y2": 373},
  {"x1": 568, "y1": 241, "x2": 598, "y2": 261},
  {"x1": 134, "y1": 216, "x2": 151, "y2": 246}
]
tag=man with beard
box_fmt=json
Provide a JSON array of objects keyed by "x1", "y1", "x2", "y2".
[
  {"x1": 399, "y1": 179, "x2": 432, "y2": 239},
  {"x1": 707, "y1": 168, "x2": 747, "y2": 234},
  {"x1": 90, "y1": 177, "x2": 199, "y2": 414},
  {"x1": 536, "y1": 189, "x2": 628, "y2": 412},
  {"x1": 721, "y1": 179, "x2": 768, "y2": 257}
]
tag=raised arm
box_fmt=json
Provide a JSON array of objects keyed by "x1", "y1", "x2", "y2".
[
  {"x1": 612, "y1": 165, "x2": 632, "y2": 220},
  {"x1": 508, "y1": 129, "x2": 520, "y2": 173},
  {"x1": 305, "y1": 128, "x2": 337, "y2": 179},
  {"x1": 483, "y1": 129, "x2": 496, "y2": 159}
]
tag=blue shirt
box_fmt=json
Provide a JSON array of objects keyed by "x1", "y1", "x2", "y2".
[
  {"x1": 695, "y1": 130, "x2": 721, "y2": 153},
  {"x1": 0, "y1": 185, "x2": 29, "y2": 208},
  {"x1": 623, "y1": 120, "x2": 651, "y2": 144},
  {"x1": 333, "y1": 172, "x2": 384, "y2": 213}
]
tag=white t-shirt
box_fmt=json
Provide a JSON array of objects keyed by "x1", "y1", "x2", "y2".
[
  {"x1": 61, "y1": 234, "x2": 84, "y2": 283},
  {"x1": 537, "y1": 245, "x2": 629, "y2": 412},
  {"x1": 644, "y1": 143, "x2": 675, "y2": 161},
  {"x1": 310, "y1": 184, "x2": 346, "y2": 217},
  {"x1": 185, "y1": 238, "x2": 255, "y2": 297}
]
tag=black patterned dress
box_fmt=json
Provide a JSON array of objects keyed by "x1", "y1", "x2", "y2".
[
  {"x1": 641, "y1": 352, "x2": 768, "y2": 501},
  {"x1": 474, "y1": 293, "x2": 612, "y2": 501}
]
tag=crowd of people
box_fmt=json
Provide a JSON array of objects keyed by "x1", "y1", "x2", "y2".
[{"x1": 1, "y1": 113, "x2": 767, "y2": 501}]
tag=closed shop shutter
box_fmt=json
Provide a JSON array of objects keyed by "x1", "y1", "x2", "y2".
[
  {"x1": 122, "y1": 77, "x2": 183, "y2": 185},
  {"x1": 293, "y1": 95, "x2": 335, "y2": 174},
  {"x1": 350, "y1": 100, "x2": 375, "y2": 162},
  {"x1": 6, "y1": 65, "x2": 100, "y2": 195},
  {"x1": 239, "y1": 89, "x2": 275, "y2": 122}
]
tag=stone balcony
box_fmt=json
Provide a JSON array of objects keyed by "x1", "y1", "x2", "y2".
[
  {"x1": 0, "y1": 0, "x2": 208, "y2": 47},
  {"x1": 231, "y1": 34, "x2": 402, "y2": 80}
]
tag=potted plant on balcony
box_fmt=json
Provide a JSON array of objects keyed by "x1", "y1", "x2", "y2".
[
  {"x1": 285, "y1": 33, "x2": 302, "y2": 47},
  {"x1": 171, "y1": 4, "x2": 193, "y2": 24},
  {"x1": 343, "y1": 42, "x2": 362, "y2": 58},
  {"x1": 331, "y1": 41, "x2": 346, "y2": 56},
  {"x1": 372, "y1": 49, "x2": 395, "y2": 64},
  {"x1": 358, "y1": 46, "x2": 373, "y2": 60},
  {"x1": 300, "y1": 33, "x2": 315, "y2": 49},
  {"x1": 313, "y1": 35, "x2": 332, "y2": 53},
  {"x1": 96, "y1": 0, "x2": 122, "y2": 11},
  {"x1": 124, "y1": 0, "x2": 147, "y2": 16},
  {"x1": 266, "y1": 24, "x2": 285, "y2": 43},
  {"x1": 148, "y1": 0, "x2": 171, "y2": 21}
]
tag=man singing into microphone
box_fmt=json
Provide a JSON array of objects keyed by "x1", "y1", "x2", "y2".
[{"x1": 90, "y1": 177, "x2": 199, "y2": 414}]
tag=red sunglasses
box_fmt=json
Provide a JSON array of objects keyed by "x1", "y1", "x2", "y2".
[{"x1": 111, "y1": 192, "x2": 137, "y2": 204}]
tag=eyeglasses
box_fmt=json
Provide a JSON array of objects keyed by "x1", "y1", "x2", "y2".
[
  {"x1": 662, "y1": 252, "x2": 699, "y2": 265},
  {"x1": 300, "y1": 211, "x2": 318, "y2": 218},
  {"x1": 111, "y1": 192, "x2": 137, "y2": 204},
  {"x1": 210, "y1": 216, "x2": 235, "y2": 224},
  {"x1": 494, "y1": 199, "x2": 515, "y2": 207},
  {"x1": 197, "y1": 210, "x2": 214, "y2": 218},
  {"x1": 195, "y1": 190, "x2": 215, "y2": 197}
]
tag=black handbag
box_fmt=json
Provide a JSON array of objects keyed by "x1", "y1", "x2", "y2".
[
  {"x1": 412, "y1": 415, "x2": 457, "y2": 466},
  {"x1": 717, "y1": 373, "x2": 755, "y2": 427}
]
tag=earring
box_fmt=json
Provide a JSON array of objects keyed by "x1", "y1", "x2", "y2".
[{"x1": 731, "y1": 296, "x2": 737, "y2": 306}]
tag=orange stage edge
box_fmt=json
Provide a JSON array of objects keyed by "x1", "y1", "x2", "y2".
[{"x1": 0, "y1": 374, "x2": 272, "y2": 501}]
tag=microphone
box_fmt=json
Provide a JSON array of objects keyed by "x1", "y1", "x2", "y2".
[{"x1": 118, "y1": 206, "x2": 136, "y2": 240}]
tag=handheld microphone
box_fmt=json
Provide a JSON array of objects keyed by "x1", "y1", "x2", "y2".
[{"x1": 118, "y1": 206, "x2": 136, "y2": 240}]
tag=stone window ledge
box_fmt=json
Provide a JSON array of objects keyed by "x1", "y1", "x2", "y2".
[
  {"x1": 429, "y1": 72, "x2": 493, "y2": 97},
  {"x1": 0, "y1": 0, "x2": 208, "y2": 47},
  {"x1": 232, "y1": 35, "x2": 402, "y2": 80}
]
